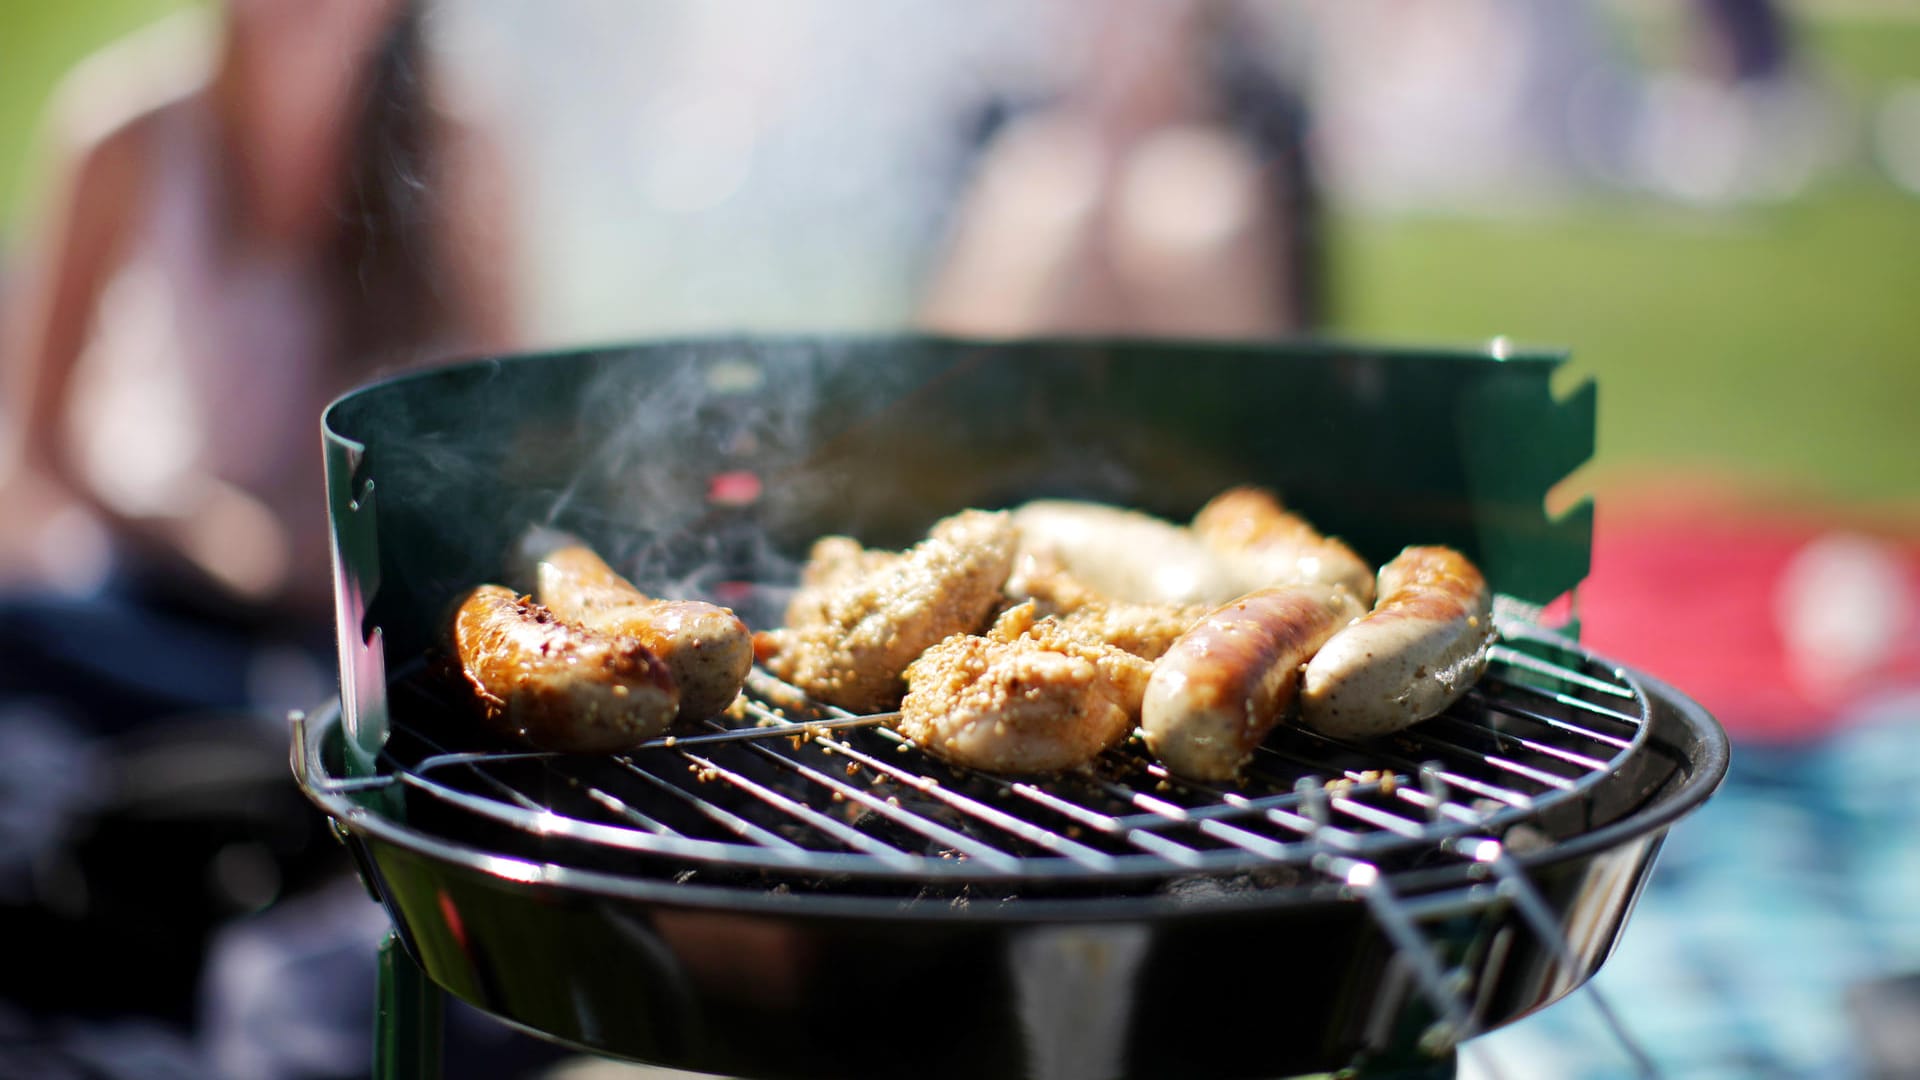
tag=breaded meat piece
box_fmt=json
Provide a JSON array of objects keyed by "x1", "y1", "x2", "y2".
[
  {"x1": 899, "y1": 631, "x2": 1133, "y2": 773},
  {"x1": 987, "y1": 601, "x2": 1154, "y2": 717},
  {"x1": 758, "y1": 510, "x2": 1016, "y2": 713}
]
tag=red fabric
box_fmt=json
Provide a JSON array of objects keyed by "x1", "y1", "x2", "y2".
[{"x1": 1579, "y1": 489, "x2": 1920, "y2": 741}]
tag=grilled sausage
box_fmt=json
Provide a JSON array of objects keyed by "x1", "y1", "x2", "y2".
[
  {"x1": 1011, "y1": 500, "x2": 1246, "y2": 606},
  {"x1": 527, "y1": 540, "x2": 753, "y2": 720},
  {"x1": 1142, "y1": 584, "x2": 1365, "y2": 781},
  {"x1": 1191, "y1": 486, "x2": 1376, "y2": 605},
  {"x1": 1299, "y1": 546, "x2": 1493, "y2": 738},
  {"x1": 451, "y1": 585, "x2": 679, "y2": 752}
]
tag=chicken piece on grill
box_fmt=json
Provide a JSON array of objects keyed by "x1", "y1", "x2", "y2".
[
  {"x1": 899, "y1": 629, "x2": 1134, "y2": 774},
  {"x1": 987, "y1": 601, "x2": 1154, "y2": 717},
  {"x1": 782, "y1": 536, "x2": 902, "y2": 630},
  {"x1": 1003, "y1": 552, "x2": 1208, "y2": 662},
  {"x1": 757, "y1": 510, "x2": 1017, "y2": 713}
]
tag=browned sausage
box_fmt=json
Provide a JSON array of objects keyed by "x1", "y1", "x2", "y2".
[
  {"x1": 451, "y1": 585, "x2": 679, "y2": 752},
  {"x1": 1142, "y1": 584, "x2": 1364, "y2": 781},
  {"x1": 1299, "y1": 545, "x2": 1493, "y2": 737},
  {"x1": 1191, "y1": 486, "x2": 1376, "y2": 605},
  {"x1": 529, "y1": 542, "x2": 753, "y2": 720}
]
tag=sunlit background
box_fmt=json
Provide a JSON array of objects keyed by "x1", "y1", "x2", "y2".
[
  {"x1": 3, "y1": 3, "x2": 1919, "y2": 1079},
  {"x1": 8, "y1": 1, "x2": 1919, "y2": 501}
]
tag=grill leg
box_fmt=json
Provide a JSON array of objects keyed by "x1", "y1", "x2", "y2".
[{"x1": 375, "y1": 930, "x2": 443, "y2": 1080}]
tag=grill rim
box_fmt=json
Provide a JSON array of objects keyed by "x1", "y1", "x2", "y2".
[{"x1": 293, "y1": 657, "x2": 1727, "y2": 922}]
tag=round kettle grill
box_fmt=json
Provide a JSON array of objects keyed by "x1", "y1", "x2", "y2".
[{"x1": 296, "y1": 337, "x2": 1730, "y2": 1078}]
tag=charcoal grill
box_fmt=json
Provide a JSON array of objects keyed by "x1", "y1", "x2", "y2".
[{"x1": 296, "y1": 337, "x2": 1728, "y2": 1079}]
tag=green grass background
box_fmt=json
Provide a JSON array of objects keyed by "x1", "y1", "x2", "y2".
[
  {"x1": 4, "y1": 5, "x2": 1916, "y2": 504},
  {"x1": 1333, "y1": 14, "x2": 1920, "y2": 504}
]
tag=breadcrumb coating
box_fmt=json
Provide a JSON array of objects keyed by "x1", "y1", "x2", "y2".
[
  {"x1": 987, "y1": 601, "x2": 1154, "y2": 717},
  {"x1": 899, "y1": 631, "x2": 1132, "y2": 773},
  {"x1": 759, "y1": 510, "x2": 1016, "y2": 713}
]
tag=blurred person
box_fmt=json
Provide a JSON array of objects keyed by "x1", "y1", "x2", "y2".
[
  {"x1": 919, "y1": 0, "x2": 1321, "y2": 338},
  {"x1": 0, "y1": 0, "x2": 516, "y2": 1073},
  {"x1": 0, "y1": 0, "x2": 514, "y2": 624}
]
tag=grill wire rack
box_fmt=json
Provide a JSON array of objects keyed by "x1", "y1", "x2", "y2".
[{"x1": 316, "y1": 618, "x2": 1667, "y2": 1073}]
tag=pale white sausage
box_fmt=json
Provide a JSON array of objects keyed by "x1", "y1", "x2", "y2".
[
  {"x1": 1298, "y1": 546, "x2": 1493, "y2": 738},
  {"x1": 1012, "y1": 500, "x2": 1246, "y2": 607}
]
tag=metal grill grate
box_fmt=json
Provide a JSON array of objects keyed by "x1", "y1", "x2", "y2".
[{"x1": 359, "y1": 621, "x2": 1649, "y2": 889}]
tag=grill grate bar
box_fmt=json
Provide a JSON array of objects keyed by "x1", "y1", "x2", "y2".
[
  {"x1": 1088, "y1": 778, "x2": 1203, "y2": 827},
  {"x1": 414, "y1": 749, "x2": 551, "y2": 773},
  {"x1": 402, "y1": 734, "x2": 697, "y2": 837},
  {"x1": 1390, "y1": 721, "x2": 1584, "y2": 786},
  {"x1": 813, "y1": 738, "x2": 1122, "y2": 870},
  {"x1": 392, "y1": 680, "x2": 700, "y2": 837},
  {"x1": 1137, "y1": 760, "x2": 1443, "y2": 854},
  {"x1": 1461, "y1": 688, "x2": 1635, "y2": 751},
  {"x1": 731, "y1": 701, "x2": 1121, "y2": 870},
  {"x1": 1486, "y1": 644, "x2": 1636, "y2": 699},
  {"x1": 1087, "y1": 775, "x2": 1324, "y2": 860},
  {"x1": 1147, "y1": 762, "x2": 1360, "y2": 849},
  {"x1": 1391, "y1": 784, "x2": 1490, "y2": 828},
  {"x1": 995, "y1": 776, "x2": 1210, "y2": 864},
  {"x1": 1468, "y1": 752, "x2": 1578, "y2": 792},
  {"x1": 1478, "y1": 678, "x2": 1643, "y2": 728},
  {"x1": 1196, "y1": 820, "x2": 1293, "y2": 858},
  {"x1": 1007, "y1": 779, "x2": 1131, "y2": 834},
  {"x1": 1119, "y1": 828, "x2": 1208, "y2": 866},
  {"x1": 1264, "y1": 729, "x2": 1538, "y2": 810},
  {"x1": 1329, "y1": 796, "x2": 1431, "y2": 838},
  {"x1": 630, "y1": 713, "x2": 895, "y2": 751},
  {"x1": 1125, "y1": 767, "x2": 1372, "y2": 830},
  {"x1": 639, "y1": 752, "x2": 897, "y2": 862},
  {"x1": 712, "y1": 729, "x2": 1026, "y2": 872},
  {"x1": 578, "y1": 765, "x2": 720, "y2": 838},
  {"x1": 1464, "y1": 725, "x2": 1613, "y2": 773},
  {"x1": 1236, "y1": 745, "x2": 1459, "y2": 837}
]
